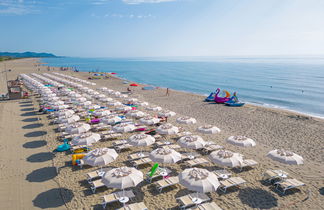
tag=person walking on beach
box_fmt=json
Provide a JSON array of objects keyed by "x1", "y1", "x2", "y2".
[{"x1": 166, "y1": 88, "x2": 170, "y2": 96}]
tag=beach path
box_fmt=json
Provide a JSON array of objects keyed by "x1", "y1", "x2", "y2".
[{"x1": 0, "y1": 98, "x2": 67, "y2": 210}]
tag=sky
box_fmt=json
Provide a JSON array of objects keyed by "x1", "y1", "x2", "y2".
[{"x1": 1, "y1": 0, "x2": 324, "y2": 57}]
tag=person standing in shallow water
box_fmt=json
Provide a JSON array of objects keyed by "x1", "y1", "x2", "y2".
[{"x1": 166, "y1": 88, "x2": 170, "y2": 96}]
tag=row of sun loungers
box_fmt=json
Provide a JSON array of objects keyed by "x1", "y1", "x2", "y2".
[
  {"x1": 102, "y1": 190, "x2": 135, "y2": 209},
  {"x1": 176, "y1": 193, "x2": 210, "y2": 209}
]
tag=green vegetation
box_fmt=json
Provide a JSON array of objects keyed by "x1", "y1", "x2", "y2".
[{"x1": 0, "y1": 56, "x2": 14, "y2": 62}]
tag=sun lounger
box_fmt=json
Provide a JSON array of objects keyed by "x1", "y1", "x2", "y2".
[
  {"x1": 86, "y1": 168, "x2": 111, "y2": 182},
  {"x1": 274, "y1": 178, "x2": 305, "y2": 194},
  {"x1": 128, "y1": 152, "x2": 149, "y2": 160},
  {"x1": 219, "y1": 177, "x2": 247, "y2": 193},
  {"x1": 102, "y1": 133, "x2": 122, "y2": 140},
  {"x1": 113, "y1": 140, "x2": 128, "y2": 146},
  {"x1": 201, "y1": 143, "x2": 223, "y2": 154},
  {"x1": 115, "y1": 143, "x2": 132, "y2": 152},
  {"x1": 132, "y1": 157, "x2": 152, "y2": 168},
  {"x1": 188, "y1": 202, "x2": 222, "y2": 210},
  {"x1": 186, "y1": 158, "x2": 209, "y2": 167},
  {"x1": 162, "y1": 144, "x2": 181, "y2": 150},
  {"x1": 262, "y1": 169, "x2": 288, "y2": 182},
  {"x1": 155, "y1": 141, "x2": 173, "y2": 147},
  {"x1": 102, "y1": 190, "x2": 135, "y2": 209},
  {"x1": 156, "y1": 176, "x2": 179, "y2": 192},
  {"x1": 176, "y1": 131, "x2": 192, "y2": 137},
  {"x1": 213, "y1": 169, "x2": 232, "y2": 180},
  {"x1": 99, "y1": 130, "x2": 116, "y2": 135},
  {"x1": 181, "y1": 152, "x2": 201, "y2": 161},
  {"x1": 117, "y1": 202, "x2": 148, "y2": 210},
  {"x1": 90, "y1": 179, "x2": 106, "y2": 193},
  {"x1": 238, "y1": 159, "x2": 258, "y2": 171},
  {"x1": 145, "y1": 167, "x2": 172, "y2": 183},
  {"x1": 176, "y1": 193, "x2": 210, "y2": 209}
]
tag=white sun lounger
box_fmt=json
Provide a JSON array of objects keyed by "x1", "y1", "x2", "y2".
[
  {"x1": 86, "y1": 167, "x2": 111, "y2": 183},
  {"x1": 274, "y1": 178, "x2": 305, "y2": 194},
  {"x1": 90, "y1": 179, "x2": 106, "y2": 193},
  {"x1": 219, "y1": 177, "x2": 247, "y2": 193},
  {"x1": 238, "y1": 159, "x2": 258, "y2": 171},
  {"x1": 156, "y1": 176, "x2": 179, "y2": 192},
  {"x1": 176, "y1": 193, "x2": 210, "y2": 209},
  {"x1": 186, "y1": 158, "x2": 209, "y2": 167},
  {"x1": 132, "y1": 157, "x2": 152, "y2": 168},
  {"x1": 262, "y1": 169, "x2": 288, "y2": 182},
  {"x1": 117, "y1": 202, "x2": 148, "y2": 210},
  {"x1": 188, "y1": 202, "x2": 222, "y2": 210},
  {"x1": 102, "y1": 190, "x2": 135, "y2": 209}
]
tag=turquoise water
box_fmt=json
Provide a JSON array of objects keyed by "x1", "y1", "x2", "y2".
[{"x1": 42, "y1": 57, "x2": 324, "y2": 118}]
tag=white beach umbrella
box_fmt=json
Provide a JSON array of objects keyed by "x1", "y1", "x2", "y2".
[
  {"x1": 65, "y1": 122, "x2": 91, "y2": 134},
  {"x1": 226, "y1": 136, "x2": 256, "y2": 147},
  {"x1": 179, "y1": 168, "x2": 220, "y2": 194},
  {"x1": 116, "y1": 94, "x2": 128, "y2": 99},
  {"x1": 176, "y1": 116, "x2": 197, "y2": 125},
  {"x1": 93, "y1": 109, "x2": 111, "y2": 117},
  {"x1": 149, "y1": 148, "x2": 182, "y2": 164},
  {"x1": 86, "y1": 104, "x2": 101, "y2": 110},
  {"x1": 105, "y1": 89, "x2": 115, "y2": 94},
  {"x1": 267, "y1": 149, "x2": 304, "y2": 165},
  {"x1": 112, "y1": 123, "x2": 136, "y2": 133},
  {"x1": 146, "y1": 106, "x2": 162, "y2": 112},
  {"x1": 53, "y1": 104, "x2": 69, "y2": 110},
  {"x1": 98, "y1": 87, "x2": 108, "y2": 91},
  {"x1": 57, "y1": 114, "x2": 80, "y2": 124},
  {"x1": 134, "y1": 101, "x2": 149, "y2": 106},
  {"x1": 115, "y1": 105, "x2": 132, "y2": 112},
  {"x1": 101, "y1": 115, "x2": 122, "y2": 125},
  {"x1": 126, "y1": 110, "x2": 146, "y2": 118},
  {"x1": 128, "y1": 134, "x2": 155, "y2": 147},
  {"x1": 139, "y1": 116, "x2": 160, "y2": 125},
  {"x1": 83, "y1": 148, "x2": 118, "y2": 166},
  {"x1": 71, "y1": 132, "x2": 101, "y2": 146},
  {"x1": 107, "y1": 101, "x2": 123, "y2": 106},
  {"x1": 54, "y1": 109, "x2": 75, "y2": 117},
  {"x1": 124, "y1": 98, "x2": 138, "y2": 103},
  {"x1": 99, "y1": 97, "x2": 113, "y2": 102},
  {"x1": 74, "y1": 97, "x2": 87, "y2": 103},
  {"x1": 112, "y1": 91, "x2": 121, "y2": 97},
  {"x1": 49, "y1": 100, "x2": 65, "y2": 106},
  {"x1": 45, "y1": 96, "x2": 60, "y2": 102},
  {"x1": 178, "y1": 135, "x2": 206, "y2": 149},
  {"x1": 158, "y1": 110, "x2": 176, "y2": 118},
  {"x1": 156, "y1": 123, "x2": 179, "y2": 135},
  {"x1": 209, "y1": 150, "x2": 243, "y2": 168},
  {"x1": 79, "y1": 101, "x2": 92, "y2": 106},
  {"x1": 197, "y1": 125, "x2": 221, "y2": 134},
  {"x1": 95, "y1": 94, "x2": 106, "y2": 99}
]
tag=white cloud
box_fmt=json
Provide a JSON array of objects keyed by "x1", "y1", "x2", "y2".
[
  {"x1": 0, "y1": 0, "x2": 37, "y2": 15},
  {"x1": 122, "y1": 0, "x2": 176, "y2": 4}
]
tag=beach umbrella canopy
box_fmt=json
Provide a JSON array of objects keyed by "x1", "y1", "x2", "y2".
[
  {"x1": 112, "y1": 123, "x2": 136, "y2": 133},
  {"x1": 79, "y1": 101, "x2": 92, "y2": 106},
  {"x1": 45, "y1": 96, "x2": 60, "y2": 102},
  {"x1": 101, "y1": 115, "x2": 122, "y2": 125},
  {"x1": 179, "y1": 168, "x2": 220, "y2": 193},
  {"x1": 158, "y1": 110, "x2": 176, "y2": 118},
  {"x1": 107, "y1": 101, "x2": 122, "y2": 106},
  {"x1": 95, "y1": 94, "x2": 106, "y2": 99},
  {"x1": 102, "y1": 167, "x2": 143, "y2": 190},
  {"x1": 74, "y1": 97, "x2": 87, "y2": 103},
  {"x1": 178, "y1": 135, "x2": 206, "y2": 149},
  {"x1": 71, "y1": 132, "x2": 101, "y2": 146},
  {"x1": 226, "y1": 136, "x2": 256, "y2": 147},
  {"x1": 125, "y1": 98, "x2": 138, "y2": 103},
  {"x1": 139, "y1": 116, "x2": 160, "y2": 125},
  {"x1": 126, "y1": 110, "x2": 146, "y2": 118},
  {"x1": 100, "y1": 97, "x2": 113, "y2": 102},
  {"x1": 104, "y1": 89, "x2": 115, "y2": 94},
  {"x1": 149, "y1": 148, "x2": 182, "y2": 164},
  {"x1": 129, "y1": 83, "x2": 139, "y2": 87},
  {"x1": 176, "y1": 116, "x2": 197, "y2": 125},
  {"x1": 115, "y1": 94, "x2": 128, "y2": 99},
  {"x1": 98, "y1": 87, "x2": 108, "y2": 91},
  {"x1": 209, "y1": 150, "x2": 243, "y2": 168},
  {"x1": 83, "y1": 148, "x2": 118, "y2": 166},
  {"x1": 49, "y1": 100, "x2": 65, "y2": 106},
  {"x1": 134, "y1": 101, "x2": 149, "y2": 106},
  {"x1": 93, "y1": 109, "x2": 111, "y2": 117},
  {"x1": 115, "y1": 105, "x2": 132, "y2": 112},
  {"x1": 197, "y1": 125, "x2": 221, "y2": 134},
  {"x1": 65, "y1": 122, "x2": 91, "y2": 134},
  {"x1": 128, "y1": 134, "x2": 155, "y2": 147},
  {"x1": 267, "y1": 149, "x2": 304, "y2": 165},
  {"x1": 112, "y1": 91, "x2": 121, "y2": 97},
  {"x1": 156, "y1": 123, "x2": 179, "y2": 135},
  {"x1": 146, "y1": 106, "x2": 162, "y2": 112},
  {"x1": 86, "y1": 104, "x2": 101, "y2": 110},
  {"x1": 54, "y1": 109, "x2": 75, "y2": 117},
  {"x1": 57, "y1": 114, "x2": 80, "y2": 124},
  {"x1": 53, "y1": 104, "x2": 69, "y2": 110}
]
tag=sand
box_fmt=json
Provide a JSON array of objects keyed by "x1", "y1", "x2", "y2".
[{"x1": 0, "y1": 58, "x2": 323, "y2": 210}]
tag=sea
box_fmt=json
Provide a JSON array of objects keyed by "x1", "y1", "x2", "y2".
[{"x1": 42, "y1": 56, "x2": 324, "y2": 119}]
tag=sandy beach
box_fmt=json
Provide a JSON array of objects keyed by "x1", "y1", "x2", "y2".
[{"x1": 0, "y1": 58, "x2": 323, "y2": 210}]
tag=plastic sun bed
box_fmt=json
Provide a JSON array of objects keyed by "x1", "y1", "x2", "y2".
[
  {"x1": 86, "y1": 168, "x2": 111, "y2": 183},
  {"x1": 102, "y1": 133, "x2": 122, "y2": 140},
  {"x1": 156, "y1": 176, "x2": 179, "y2": 193},
  {"x1": 176, "y1": 193, "x2": 211, "y2": 209},
  {"x1": 90, "y1": 179, "x2": 106, "y2": 193},
  {"x1": 238, "y1": 159, "x2": 258, "y2": 171},
  {"x1": 102, "y1": 190, "x2": 135, "y2": 209},
  {"x1": 162, "y1": 144, "x2": 181, "y2": 150},
  {"x1": 213, "y1": 169, "x2": 232, "y2": 180},
  {"x1": 117, "y1": 202, "x2": 148, "y2": 210},
  {"x1": 201, "y1": 143, "x2": 224, "y2": 154},
  {"x1": 115, "y1": 143, "x2": 132, "y2": 152},
  {"x1": 186, "y1": 158, "x2": 209, "y2": 167},
  {"x1": 219, "y1": 177, "x2": 247, "y2": 193},
  {"x1": 188, "y1": 202, "x2": 223, "y2": 210},
  {"x1": 262, "y1": 169, "x2": 289, "y2": 183},
  {"x1": 128, "y1": 152, "x2": 150, "y2": 161},
  {"x1": 145, "y1": 167, "x2": 172, "y2": 183},
  {"x1": 132, "y1": 158, "x2": 152, "y2": 169},
  {"x1": 274, "y1": 178, "x2": 305, "y2": 194}
]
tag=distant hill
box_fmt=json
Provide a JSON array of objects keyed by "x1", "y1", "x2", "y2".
[{"x1": 0, "y1": 51, "x2": 57, "y2": 58}]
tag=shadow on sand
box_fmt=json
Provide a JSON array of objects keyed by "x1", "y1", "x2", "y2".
[
  {"x1": 26, "y1": 152, "x2": 54, "y2": 163},
  {"x1": 26, "y1": 167, "x2": 57, "y2": 182},
  {"x1": 24, "y1": 131, "x2": 47, "y2": 137},
  {"x1": 238, "y1": 187, "x2": 278, "y2": 209},
  {"x1": 21, "y1": 111, "x2": 37, "y2": 117},
  {"x1": 33, "y1": 188, "x2": 74, "y2": 209},
  {"x1": 21, "y1": 108, "x2": 35, "y2": 112},
  {"x1": 23, "y1": 140, "x2": 47, "y2": 149},
  {"x1": 22, "y1": 117, "x2": 39, "y2": 122},
  {"x1": 20, "y1": 104, "x2": 33, "y2": 107},
  {"x1": 320, "y1": 187, "x2": 324, "y2": 195},
  {"x1": 22, "y1": 123, "x2": 43, "y2": 129}
]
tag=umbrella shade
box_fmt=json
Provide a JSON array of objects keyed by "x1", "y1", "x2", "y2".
[
  {"x1": 176, "y1": 116, "x2": 197, "y2": 125},
  {"x1": 100, "y1": 97, "x2": 113, "y2": 102},
  {"x1": 134, "y1": 101, "x2": 149, "y2": 106},
  {"x1": 125, "y1": 98, "x2": 138, "y2": 103},
  {"x1": 178, "y1": 135, "x2": 206, "y2": 149},
  {"x1": 128, "y1": 134, "x2": 155, "y2": 146},
  {"x1": 65, "y1": 123, "x2": 91, "y2": 134},
  {"x1": 115, "y1": 94, "x2": 128, "y2": 99},
  {"x1": 57, "y1": 114, "x2": 80, "y2": 124},
  {"x1": 226, "y1": 136, "x2": 256, "y2": 147},
  {"x1": 267, "y1": 149, "x2": 304, "y2": 165},
  {"x1": 54, "y1": 109, "x2": 75, "y2": 117},
  {"x1": 71, "y1": 132, "x2": 101, "y2": 146},
  {"x1": 45, "y1": 96, "x2": 60, "y2": 101},
  {"x1": 83, "y1": 148, "x2": 118, "y2": 166},
  {"x1": 146, "y1": 106, "x2": 162, "y2": 111},
  {"x1": 102, "y1": 115, "x2": 122, "y2": 125},
  {"x1": 197, "y1": 125, "x2": 221, "y2": 134},
  {"x1": 107, "y1": 101, "x2": 122, "y2": 106},
  {"x1": 149, "y1": 148, "x2": 181, "y2": 164},
  {"x1": 53, "y1": 104, "x2": 69, "y2": 110},
  {"x1": 115, "y1": 105, "x2": 132, "y2": 112},
  {"x1": 158, "y1": 110, "x2": 176, "y2": 118},
  {"x1": 79, "y1": 101, "x2": 92, "y2": 106},
  {"x1": 209, "y1": 150, "x2": 243, "y2": 168},
  {"x1": 126, "y1": 110, "x2": 146, "y2": 118},
  {"x1": 156, "y1": 123, "x2": 179, "y2": 135},
  {"x1": 74, "y1": 97, "x2": 87, "y2": 102},
  {"x1": 93, "y1": 109, "x2": 111, "y2": 117},
  {"x1": 112, "y1": 91, "x2": 121, "y2": 97},
  {"x1": 139, "y1": 116, "x2": 160, "y2": 125},
  {"x1": 86, "y1": 104, "x2": 101, "y2": 110},
  {"x1": 98, "y1": 87, "x2": 108, "y2": 91},
  {"x1": 49, "y1": 100, "x2": 65, "y2": 106},
  {"x1": 102, "y1": 167, "x2": 143, "y2": 189},
  {"x1": 112, "y1": 123, "x2": 136, "y2": 133},
  {"x1": 179, "y1": 168, "x2": 220, "y2": 193},
  {"x1": 130, "y1": 83, "x2": 139, "y2": 86},
  {"x1": 95, "y1": 94, "x2": 106, "y2": 99}
]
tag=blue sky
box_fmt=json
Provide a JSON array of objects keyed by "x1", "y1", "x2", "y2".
[{"x1": 1, "y1": 0, "x2": 324, "y2": 57}]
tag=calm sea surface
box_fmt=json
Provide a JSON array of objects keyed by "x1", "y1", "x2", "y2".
[{"x1": 42, "y1": 57, "x2": 324, "y2": 118}]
